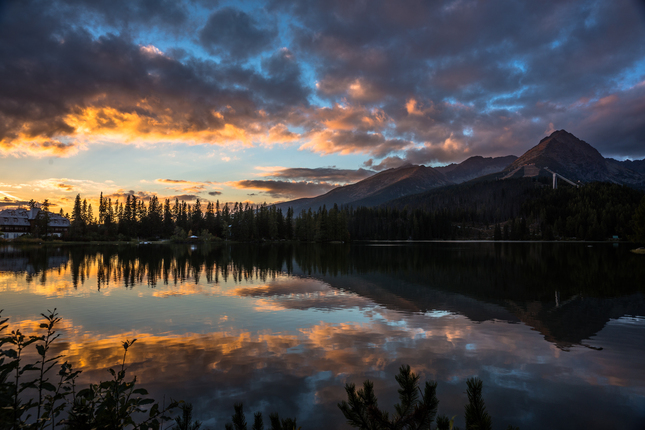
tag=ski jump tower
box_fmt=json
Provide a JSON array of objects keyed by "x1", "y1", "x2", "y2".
[{"x1": 544, "y1": 167, "x2": 580, "y2": 189}]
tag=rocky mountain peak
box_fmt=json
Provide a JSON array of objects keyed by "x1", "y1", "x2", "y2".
[{"x1": 505, "y1": 130, "x2": 609, "y2": 182}]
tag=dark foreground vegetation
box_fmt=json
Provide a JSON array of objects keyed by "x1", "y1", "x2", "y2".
[
  {"x1": 1, "y1": 310, "x2": 518, "y2": 430},
  {"x1": 24, "y1": 180, "x2": 641, "y2": 243}
]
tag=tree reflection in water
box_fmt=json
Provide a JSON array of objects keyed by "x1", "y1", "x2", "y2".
[{"x1": 1, "y1": 242, "x2": 644, "y2": 429}]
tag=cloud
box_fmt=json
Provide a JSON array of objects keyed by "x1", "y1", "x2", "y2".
[
  {"x1": 363, "y1": 156, "x2": 408, "y2": 172},
  {"x1": 208, "y1": 191, "x2": 222, "y2": 196},
  {"x1": 230, "y1": 180, "x2": 336, "y2": 199},
  {"x1": 0, "y1": 197, "x2": 30, "y2": 208},
  {"x1": 199, "y1": 8, "x2": 277, "y2": 60},
  {"x1": 261, "y1": 166, "x2": 374, "y2": 183},
  {"x1": 0, "y1": 135, "x2": 81, "y2": 158},
  {"x1": 32, "y1": 178, "x2": 113, "y2": 194},
  {"x1": 301, "y1": 130, "x2": 412, "y2": 158},
  {"x1": 57, "y1": 0, "x2": 189, "y2": 28},
  {"x1": 104, "y1": 189, "x2": 158, "y2": 202},
  {"x1": 103, "y1": 189, "x2": 203, "y2": 203},
  {"x1": 274, "y1": 0, "x2": 645, "y2": 159},
  {"x1": 154, "y1": 179, "x2": 220, "y2": 193},
  {"x1": 1, "y1": 0, "x2": 645, "y2": 164},
  {"x1": 0, "y1": 4, "x2": 309, "y2": 157},
  {"x1": 55, "y1": 183, "x2": 76, "y2": 191},
  {"x1": 556, "y1": 83, "x2": 645, "y2": 158},
  {"x1": 169, "y1": 194, "x2": 202, "y2": 202}
]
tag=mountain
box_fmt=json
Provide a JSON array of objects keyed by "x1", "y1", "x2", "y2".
[
  {"x1": 277, "y1": 130, "x2": 643, "y2": 214},
  {"x1": 436, "y1": 155, "x2": 517, "y2": 183},
  {"x1": 275, "y1": 164, "x2": 452, "y2": 213},
  {"x1": 502, "y1": 130, "x2": 645, "y2": 187},
  {"x1": 504, "y1": 130, "x2": 608, "y2": 181},
  {"x1": 607, "y1": 158, "x2": 645, "y2": 175}
]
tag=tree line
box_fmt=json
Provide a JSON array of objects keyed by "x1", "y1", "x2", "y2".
[
  {"x1": 45, "y1": 180, "x2": 645, "y2": 242},
  {"x1": 64, "y1": 193, "x2": 353, "y2": 242}
]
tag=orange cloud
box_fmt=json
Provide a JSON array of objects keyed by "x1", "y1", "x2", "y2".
[
  {"x1": 0, "y1": 134, "x2": 81, "y2": 158},
  {"x1": 64, "y1": 105, "x2": 256, "y2": 146},
  {"x1": 229, "y1": 179, "x2": 337, "y2": 199},
  {"x1": 154, "y1": 179, "x2": 220, "y2": 194},
  {"x1": 2, "y1": 97, "x2": 414, "y2": 159}
]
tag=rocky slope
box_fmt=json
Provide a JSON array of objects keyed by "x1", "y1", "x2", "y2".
[
  {"x1": 503, "y1": 129, "x2": 644, "y2": 187},
  {"x1": 276, "y1": 130, "x2": 644, "y2": 213},
  {"x1": 275, "y1": 164, "x2": 452, "y2": 212},
  {"x1": 436, "y1": 155, "x2": 517, "y2": 183}
]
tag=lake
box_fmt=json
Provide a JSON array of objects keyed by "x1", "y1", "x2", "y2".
[{"x1": 1, "y1": 242, "x2": 644, "y2": 429}]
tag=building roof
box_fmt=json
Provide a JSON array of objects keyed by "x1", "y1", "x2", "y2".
[{"x1": 0, "y1": 208, "x2": 70, "y2": 227}]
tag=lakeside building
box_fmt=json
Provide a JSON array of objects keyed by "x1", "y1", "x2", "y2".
[{"x1": 0, "y1": 208, "x2": 70, "y2": 239}]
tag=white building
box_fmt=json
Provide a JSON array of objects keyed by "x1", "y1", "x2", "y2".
[{"x1": 0, "y1": 208, "x2": 70, "y2": 239}]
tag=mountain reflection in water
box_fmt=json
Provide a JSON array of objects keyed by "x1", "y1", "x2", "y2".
[{"x1": 1, "y1": 242, "x2": 644, "y2": 429}]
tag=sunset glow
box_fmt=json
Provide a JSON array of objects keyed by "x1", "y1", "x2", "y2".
[{"x1": 1, "y1": 0, "x2": 644, "y2": 212}]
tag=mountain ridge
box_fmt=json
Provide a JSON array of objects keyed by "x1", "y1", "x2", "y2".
[
  {"x1": 274, "y1": 130, "x2": 645, "y2": 212},
  {"x1": 503, "y1": 130, "x2": 644, "y2": 187},
  {"x1": 275, "y1": 164, "x2": 452, "y2": 213}
]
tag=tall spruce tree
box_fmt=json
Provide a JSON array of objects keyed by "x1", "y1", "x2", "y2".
[{"x1": 464, "y1": 378, "x2": 492, "y2": 430}]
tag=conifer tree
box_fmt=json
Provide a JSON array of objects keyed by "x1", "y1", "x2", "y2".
[
  {"x1": 82, "y1": 199, "x2": 88, "y2": 226},
  {"x1": 630, "y1": 196, "x2": 645, "y2": 243},
  {"x1": 163, "y1": 199, "x2": 174, "y2": 237},
  {"x1": 286, "y1": 207, "x2": 293, "y2": 240},
  {"x1": 464, "y1": 378, "x2": 492, "y2": 430},
  {"x1": 86, "y1": 204, "x2": 94, "y2": 226},
  {"x1": 338, "y1": 365, "x2": 439, "y2": 429},
  {"x1": 98, "y1": 192, "x2": 106, "y2": 225},
  {"x1": 72, "y1": 194, "x2": 83, "y2": 225},
  {"x1": 191, "y1": 198, "x2": 203, "y2": 232}
]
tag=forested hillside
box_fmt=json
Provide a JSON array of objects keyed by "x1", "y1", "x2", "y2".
[
  {"x1": 351, "y1": 180, "x2": 644, "y2": 241},
  {"x1": 25, "y1": 178, "x2": 644, "y2": 243}
]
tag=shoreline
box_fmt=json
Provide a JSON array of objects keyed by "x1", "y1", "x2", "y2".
[{"x1": 0, "y1": 238, "x2": 638, "y2": 246}]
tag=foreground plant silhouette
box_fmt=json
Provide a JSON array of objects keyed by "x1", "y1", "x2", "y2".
[
  {"x1": 338, "y1": 365, "x2": 439, "y2": 430},
  {"x1": 0, "y1": 308, "x2": 81, "y2": 429},
  {"x1": 463, "y1": 378, "x2": 491, "y2": 430},
  {"x1": 172, "y1": 403, "x2": 203, "y2": 430},
  {"x1": 3, "y1": 310, "x2": 517, "y2": 429},
  {"x1": 225, "y1": 403, "x2": 299, "y2": 430},
  {"x1": 0, "y1": 309, "x2": 178, "y2": 429},
  {"x1": 338, "y1": 365, "x2": 509, "y2": 430}
]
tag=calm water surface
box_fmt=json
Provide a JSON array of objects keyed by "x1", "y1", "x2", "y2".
[{"x1": 1, "y1": 242, "x2": 644, "y2": 429}]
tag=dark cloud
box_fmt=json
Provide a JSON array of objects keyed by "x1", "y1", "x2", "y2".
[
  {"x1": 156, "y1": 179, "x2": 192, "y2": 184},
  {"x1": 1, "y1": 0, "x2": 645, "y2": 163},
  {"x1": 266, "y1": 167, "x2": 374, "y2": 183},
  {"x1": 232, "y1": 180, "x2": 336, "y2": 199},
  {"x1": 208, "y1": 191, "x2": 222, "y2": 196},
  {"x1": 363, "y1": 156, "x2": 407, "y2": 172},
  {"x1": 171, "y1": 194, "x2": 201, "y2": 201},
  {"x1": 256, "y1": 49, "x2": 310, "y2": 106},
  {"x1": 550, "y1": 84, "x2": 645, "y2": 159},
  {"x1": 272, "y1": 0, "x2": 645, "y2": 159},
  {"x1": 59, "y1": 0, "x2": 189, "y2": 27},
  {"x1": 301, "y1": 130, "x2": 412, "y2": 158},
  {"x1": 0, "y1": 198, "x2": 31, "y2": 208},
  {"x1": 0, "y1": 1, "x2": 310, "y2": 156},
  {"x1": 105, "y1": 190, "x2": 157, "y2": 202},
  {"x1": 199, "y1": 7, "x2": 277, "y2": 60}
]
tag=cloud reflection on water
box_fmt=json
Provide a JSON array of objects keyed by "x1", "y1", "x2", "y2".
[
  {"x1": 1, "y1": 243, "x2": 644, "y2": 429},
  {"x1": 4, "y1": 298, "x2": 644, "y2": 429}
]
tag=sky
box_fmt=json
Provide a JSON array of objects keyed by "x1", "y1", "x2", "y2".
[{"x1": 1, "y1": 0, "x2": 645, "y2": 213}]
